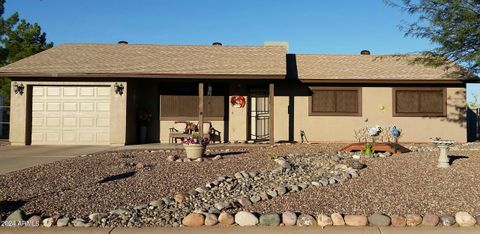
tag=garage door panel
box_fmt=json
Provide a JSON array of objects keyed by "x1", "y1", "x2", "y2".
[
  {"x1": 46, "y1": 87, "x2": 61, "y2": 96},
  {"x1": 63, "y1": 103, "x2": 78, "y2": 111},
  {"x1": 80, "y1": 103, "x2": 95, "y2": 112},
  {"x1": 31, "y1": 86, "x2": 111, "y2": 145},
  {"x1": 63, "y1": 87, "x2": 77, "y2": 96}
]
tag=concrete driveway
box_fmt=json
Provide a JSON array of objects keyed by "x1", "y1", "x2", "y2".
[{"x1": 0, "y1": 145, "x2": 112, "y2": 174}]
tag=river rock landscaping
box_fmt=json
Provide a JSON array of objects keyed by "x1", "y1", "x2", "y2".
[{"x1": 1, "y1": 143, "x2": 480, "y2": 228}]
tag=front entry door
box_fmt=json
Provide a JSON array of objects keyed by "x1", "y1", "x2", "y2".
[{"x1": 248, "y1": 88, "x2": 269, "y2": 141}]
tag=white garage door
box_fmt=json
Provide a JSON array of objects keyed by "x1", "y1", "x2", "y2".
[{"x1": 31, "y1": 86, "x2": 111, "y2": 145}]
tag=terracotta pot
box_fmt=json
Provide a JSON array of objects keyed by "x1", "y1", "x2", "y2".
[{"x1": 183, "y1": 144, "x2": 205, "y2": 159}]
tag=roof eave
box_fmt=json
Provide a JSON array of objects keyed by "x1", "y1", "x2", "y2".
[
  {"x1": 298, "y1": 78, "x2": 469, "y2": 84},
  {"x1": 0, "y1": 72, "x2": 286, "y2": 80}
]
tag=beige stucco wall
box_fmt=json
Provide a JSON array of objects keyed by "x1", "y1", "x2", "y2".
[
  {"x1": 274, "y1": 95, "x2": 289, "y2": 142},
  {"x1": 159, "y1": 120, "x2": 225, "y2": 143},
  {"x1": 289, "y1": 87, "x2": 466, "y2": 143},
  {"x1": 9, "y1": 80, "x2": 128, "y2": 146}
]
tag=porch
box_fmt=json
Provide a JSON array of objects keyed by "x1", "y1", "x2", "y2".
[{"x1": 128, "y1": 79, "x2": 276, "y2": 145}]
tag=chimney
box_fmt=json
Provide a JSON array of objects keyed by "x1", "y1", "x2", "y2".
[
  {"x1": 360, "y1": 50, "x2": 371, "y2": 55},
  {"x1": 212, "y1": 42, "x2": 222, "y2": 46},
  {"x1": 118, "y1": 41, "x2": 128, "y2": 45}
]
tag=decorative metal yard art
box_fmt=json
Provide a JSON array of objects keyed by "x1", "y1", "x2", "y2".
[
  {"x1": 345, "y1": 125, "x2": 409, "y2": 154},
  {"x1": 353, "y1": 125, "x2": 402, "y2": 143},
  {"x1": 431, "y1": 138, "x2": 455, "y2": 168}
]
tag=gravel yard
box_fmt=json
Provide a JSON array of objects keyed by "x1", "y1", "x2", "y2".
[
  {"x1": 251, "y1": 144, "x2": 480, "y2": 216},
  {"x1": 0, "y1": 142, "x2": 479, "y2": 224}
]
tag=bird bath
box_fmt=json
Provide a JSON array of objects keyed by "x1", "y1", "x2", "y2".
[{"x1": 432, "y1": 139, "x2": 455, "y2": 168}]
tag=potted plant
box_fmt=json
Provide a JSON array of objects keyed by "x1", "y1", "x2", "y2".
[
  {"x1": 183, "y1": 133, "x2": 209, "y2": 159},
  {"x1": 137, "y1": 110, "x2": 152, "y2": 144}
]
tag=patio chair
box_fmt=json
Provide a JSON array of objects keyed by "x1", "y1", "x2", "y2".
[
  {"x1": 191, "y1": 121, "x2": 222, "y2": 144},
  {"x1": 168, "y1": 122, "x2": 191, "y2": 144}
]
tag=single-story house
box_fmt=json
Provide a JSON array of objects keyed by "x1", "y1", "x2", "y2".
[{"x1": 0, "y1": 42, "x2": 472, "y2": 146}]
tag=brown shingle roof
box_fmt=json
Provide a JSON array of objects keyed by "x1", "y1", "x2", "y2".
[
  {"x1": 295, "y1": 54, "x2": 466, "y2": 82},
  {"x1": 0, "y1": 44, "x2": 286, "y2": 78}
]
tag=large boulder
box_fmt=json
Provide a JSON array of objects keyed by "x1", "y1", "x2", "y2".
[
  {"x1": 297, "y1": 214, "x2": 316, "y2": 226},
  {"x1": 282, "y1": 211, "x2": 297, "y2": 226},
  {"x1": 182, "y1": 213, "x2": 205, "y2": 227},
  {"x1": 368, "y1": 213, "x2": 390, "y2": 226},
  {"x1": 218, "y1": 212, "x2": 235, "y2": 225},
  {"x1": 235, "y1": 211, "x2": 258, "y2": 226},
  {"x1": 259, "y1": 213, "x2": 280, "y2": 226},
  {"x1": 455, "y1": 212, "x2": 476, "y2": 227},
  {"x1": 344, "y1": 215, "x2": 368, "y2": 226}
]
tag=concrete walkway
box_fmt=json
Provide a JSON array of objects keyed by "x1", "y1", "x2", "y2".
[
  {"x1": 0, "y1": 145, "x2": 112, "y2": 174},
  {"x1": 0, "y1": 226, "x2": 479, "y2": 234}
]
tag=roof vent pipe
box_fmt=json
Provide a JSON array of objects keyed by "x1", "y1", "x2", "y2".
[
  {"x1": 212, "y1": 42, "x2": 222, "y2": 46},
  {"x1": 360, "y1": 50, "x2": 371, "y2": 55},
  {"x1": 118, "y1": 41, "x2": 128, "y2": 45}
]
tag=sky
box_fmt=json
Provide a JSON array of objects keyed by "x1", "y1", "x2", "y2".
[{"x1": 4, "y1": 0, "x2": 480, "y2": 102}]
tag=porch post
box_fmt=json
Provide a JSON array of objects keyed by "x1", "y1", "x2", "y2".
[
  {"x1": 269, "y1": 82, "x2": 275, "y2": 145},
  {"x1": 198, "y1": 82, "x2": 204, "y2": 138}
]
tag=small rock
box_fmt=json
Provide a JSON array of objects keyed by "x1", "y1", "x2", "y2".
[
  {"x1": 297, "y1": 214, "x2": 316, "y2": 226},
  {"x1": 133, "y1": 204, "x2": 147, "y2": 210},
  {"x1": 25, "y1": 215, "x2": 41, "y2": 227},
  {"x1": 368, "y1": 213, "x2": 390, "y2": 226},
  {"x1": 135, "y1": 162, "x2": 145, "y2": 169},
  {"x1": 42, "y1": 217, "x2": 54, "y2": 227},
  {"x1": 250, "y1": 195, "x2": 261, "y2": 203},
  {"x1": 72, "y1": 218, "x2": 91, "y2": 227},
  {"x1": 89, "y1": 213, "x2": 107, "y2": 222},
  {"x1": 259, "y1": 192, "x2": 269, "y2": 200},
  {"x1": 111, "y1": 208, "x2": 131, "y2": 215},
  {"x1": 282, "y1": 211, "x2": 297, "y2": 226},
  {"x1": 475, "y1": 215, "x2": 480, "y2": 226},
  {"x1": 317, "y1": 214, "x2": 333, "y2": 227},
  {"x1": 344, "y1": 215, "x2": 368, "y2": 226},
  {"x1": 259, "y1": 213, "x2": 280, "y2": 226},
  {"x1": 276, "y1": 186, "x2": 287, "y2": 195},
  {"x1": 56, "y1": 217, "x2": 70, "y2": 227},
  {"x1": 298, "y1": 183, "x2": 308, "y2": 189},
  {"x1": 237, "y1": 197, "x2": 252, "y2": 207},
  {"x1": 149, "y1": 200, "x2": 163, "y2": 208},
  {"x1": 421, "y1": 214, "x2": 439, "y2": 226},
  {"x1": 174, "y1": 193, "x2": 188, "y2": 203},
  {"x1": 390, "y1": 215, "x2": 406, "y2": 227},
  {"x1": 406, "y1": 214, "x2": 422, "y2": 227},
  {"x1": 455, "y1": 211, "x2": 476, "y2": 227},
  {"x1": 235, "y1": 211, "x2": 258, "y2": 226},
  {"x1": 182, "y1": 213, "x2": 205, "y2": 227},
  {"x1": 167, "y1": 155, "x2": 176, "y2": 161},
  {"x1": 311, "y1": 181, "x2": 320, "y2": 187},
  {"x1": 319, "y1": 178, "x2": 329, "y2": 186},
  {"x1": 331, "y1": 213, "x2": 345, "y2": 225},
  {"x1": 290, "y1": 185, "x2": 300, "y2": 192},
  {"x1": 218, "y1": 212, "x2": 235, "y2": 225},
  {"x1": 204, "y1": 213, "x2": 218, "y2": 226},
  {"x1": 195, "y1": 158, "x2": 203, "y2": 162},
  {"x1": 267, "y1": 190, "x2": 277, "y2": 198},
  {"x1": 214, "y1": 202, "x2": 229, "y2": 210},
  {"x1": 352, "y1": 154, "x2": 361, "y2": 160},
  {"x1": 274, "y1": 159, "x2": 291, "y2": 170},
  {"x1": 329, "y1": 177, "x2": 336, "y2": 185},
  {"x1": 234, "y1": 172, "x2": 243, "y2": 179}
]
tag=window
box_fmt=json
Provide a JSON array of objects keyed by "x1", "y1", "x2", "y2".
[
  {"x1": 160, "y1": 83, "x2": 225, "y2": 120},
  {"x1": 309, "y1": 87, "x2": 361, "y2": 116},
  {"x1": 393, "y1": 88, "x2": 446, "y2": 117}
]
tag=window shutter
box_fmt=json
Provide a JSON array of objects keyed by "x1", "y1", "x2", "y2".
[
  {"x1": 336, "y1": 90, "x2": 358, "y2": 113},
  {"x1": 312, "y1": 90, "x2": 335, "y2": 112}
]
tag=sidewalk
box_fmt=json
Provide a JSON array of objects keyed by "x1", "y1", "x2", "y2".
[{"x1": 0, "y1": 226, "x2": 479, "y2": 234}]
